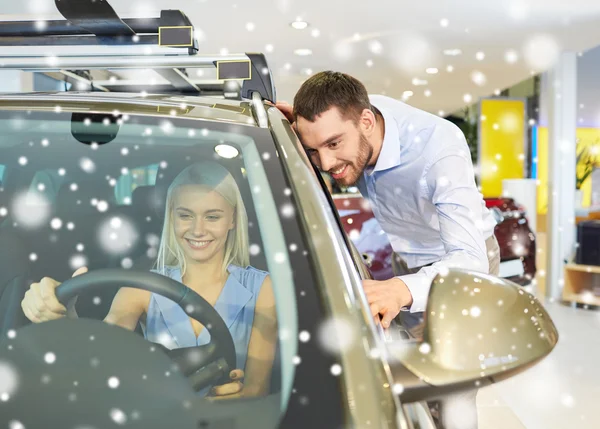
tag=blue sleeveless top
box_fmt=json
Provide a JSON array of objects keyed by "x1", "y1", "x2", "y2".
[{"x1": 144, "y1": 264, "x2": 268, "y2": 374}]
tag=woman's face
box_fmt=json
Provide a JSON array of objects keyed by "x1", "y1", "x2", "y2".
[{"x1": 172, "y1": 185, "x2": 235, "y2": 265}]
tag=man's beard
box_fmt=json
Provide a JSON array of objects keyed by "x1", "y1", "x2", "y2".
[{"x1": 334, "y1": 133, "x2": 372, "y2": 187}]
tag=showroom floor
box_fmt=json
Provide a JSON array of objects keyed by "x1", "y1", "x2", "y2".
[
  {"x1": 477, "y1": 300, "x2": 600, "y2": 429},
  {"x1": 477, "y1": 232, "x2": 600, "y2": 429}
]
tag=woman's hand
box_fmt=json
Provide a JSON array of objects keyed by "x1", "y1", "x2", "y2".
[
  {"x1": 21, "y1": 266, "x2": 88, "y2": 323},
  {"x1": 209, "y1": 369, "x2": 245, "y2": 399}
]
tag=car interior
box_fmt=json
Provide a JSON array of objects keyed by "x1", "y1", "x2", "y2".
[{"x1": 0, "y1": 111, "x2": 283, "y2": 394}]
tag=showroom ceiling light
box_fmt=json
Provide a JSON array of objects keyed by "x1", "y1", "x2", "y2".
[
  {"x1": 291, "y1": 19, "x2": 309, "y2": 30},
  {"x1": 426, "y1": 67, "x2": 438, "y2": 74},
  {"x1": 294, "y1": 48, "x2": 313, "y2": 56},
  {"x1": 443, "y1": 49, "x2": 462, "y2": 56},
  {"x1": 412, "y1": 78, "x2": 428, "y2": 86},
  {"x1": 215, "y1": 144, "x2": 239, "y2": 159}
]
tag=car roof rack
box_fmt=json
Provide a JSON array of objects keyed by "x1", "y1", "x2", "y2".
[{"x1": 0, "y1": 0, "x2": 276, "y2": 102}]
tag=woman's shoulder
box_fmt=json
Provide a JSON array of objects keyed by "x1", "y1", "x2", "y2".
[{"x1": 228, "y1": 265, "x2": 269, "y2": 292}]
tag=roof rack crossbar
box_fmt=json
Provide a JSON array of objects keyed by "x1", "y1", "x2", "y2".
[
  {"x1": 0, "y1": 18, "x2": 161, "y2": 37},
  {"x1": 0, "y1": 54, "x2": 249, "y2": 71}
]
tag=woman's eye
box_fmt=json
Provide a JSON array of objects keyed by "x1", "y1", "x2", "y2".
[
  {"x1": 178, "y1": 213, "x2": 192, "y2": 220},
  {"x1": 206, "y1": 215, "x2": 222, "y2": 221},
  {"x1": 329, "y1": 141, "x2": 339, "y2": 148}
]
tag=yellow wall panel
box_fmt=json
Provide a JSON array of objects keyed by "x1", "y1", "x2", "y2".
[
  {"x1": 479, "y1": 99, "x2": 526, "y2": 198},
  {"x1": 535, "y1": 127, "x2": 600, "y2": 214}
]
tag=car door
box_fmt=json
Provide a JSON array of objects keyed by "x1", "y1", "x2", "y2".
[{"x1": 309, "y1": 165, "x2": 439, "y2": 429}]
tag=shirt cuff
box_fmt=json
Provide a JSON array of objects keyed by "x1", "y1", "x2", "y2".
[{"x1": 397, "y1": 272, "x2": 432, "y2": 313}]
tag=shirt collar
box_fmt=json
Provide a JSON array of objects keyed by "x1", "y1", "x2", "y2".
[{"x1": 369, "y1": 106, "x2": 402, "y2": 175}]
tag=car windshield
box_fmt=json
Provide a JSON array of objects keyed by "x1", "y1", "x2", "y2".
[{"x1": 0, "y1": 107, "x2": 337, "y2": 427}]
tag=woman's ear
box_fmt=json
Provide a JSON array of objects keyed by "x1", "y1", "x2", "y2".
[{"x1": 229, "y1": 210, "x2": 236, "y2": 230}]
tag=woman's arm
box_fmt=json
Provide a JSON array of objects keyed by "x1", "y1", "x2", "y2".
[
  {"x1": 240, "y1": 275, "x2": 278, "y2": 397},
  {"x1": 103, "y1": 287, "x2": 151, "y2": 331}
]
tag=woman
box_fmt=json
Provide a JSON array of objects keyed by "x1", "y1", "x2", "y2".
[{"x1": 21, "y1": 161, "x2": 278, "y2": 398}]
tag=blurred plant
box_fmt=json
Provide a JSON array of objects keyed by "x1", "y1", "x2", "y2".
[
  {"x1": 576, "y1": 139, "x2": 600, "y2": 189},
  {"x1": 453, "y1": 106, "x2": 479, "y2": 162}
]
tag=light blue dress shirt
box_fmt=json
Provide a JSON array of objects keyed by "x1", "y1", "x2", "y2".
[
  {"x1": 358, "y1": 95, "x2": 497, "y2": 313},
  {"x1": 145, "y1": 265, "x2": 268, "y2": 377}
]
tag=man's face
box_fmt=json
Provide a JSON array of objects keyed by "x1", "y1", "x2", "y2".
[{"x1": 296, "y1": 107, "x2": 373, "y2": 187}]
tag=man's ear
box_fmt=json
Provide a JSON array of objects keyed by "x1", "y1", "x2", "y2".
[{"x1": 359, "y1": 108, "x2": 377, "y2": 135}]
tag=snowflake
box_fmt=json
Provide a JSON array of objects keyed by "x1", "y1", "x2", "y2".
[
  {"x1": 70, "y1": 255, "x2": 87, "y2": 270},
  {"x1": 280, "y1": 203, "x2": 295, "y2": 218},
  {"x1": 108, "y1": 376, "x2": 120, "y2": 389},
  {"x1": 79, "y1": 157, "x2": 96, "y2": 173},
  {"x1": 524, "y1": 34, "x2": 560, "y2": 71},
  {"x1": 317, "y1": 317, "x2": 356, "y2": 355},
  {"x1": 274, "y1": 252, "x2": 286, "y2": 263},
  {"x1": 12, "y1": 192, "x2": 51, "y2": 228},
  {"x1": 470, "y1": 306, "x2": 482, "y2": 318},
  {"x1": 249, "y1": 244, "x2": 261, "y2": 255},
  {"x1": 110, "y1": 408, "x2": 127, "y2": 425},
  {"x1": 44, "y1": 352, "x2": 56, "y2": 364},
  {"x1": 330, "y1": 364, "x2": 342, "y2": 376},
  {"x1": 0, "y1": 361, "x2": 19, "y2": 399},
  {"x1": 418, "y1": 343, "x2": 431, "y2": 354},
  {"x1": 298, "y1": 331, "x2": 310, "y2": 342},
  {"x1": 97, "y1": 201, "x2": 109, "y2": 212},
  {"x1": 471, "y1": 71, "x2": 487, "y2": 86}
]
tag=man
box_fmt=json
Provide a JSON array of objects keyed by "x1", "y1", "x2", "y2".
[{"x1": 277, "y1": 71, "x2": 500, "y2": 429}]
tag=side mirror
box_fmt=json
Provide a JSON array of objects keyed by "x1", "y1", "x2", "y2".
[{"x1": 387, "y1": 269, "x2": 558, "y2": 403}]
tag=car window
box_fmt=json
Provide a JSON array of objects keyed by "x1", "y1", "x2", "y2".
[
  {"x1": 114, "y1": 163, "x2": 159, "y2": 205},
  {"x1": 0, "y1": 109, "x2": 310, "y2": 426}
]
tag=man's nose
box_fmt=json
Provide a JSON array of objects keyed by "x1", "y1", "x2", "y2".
[{"x1": 319, "y1": 152, "x2": 336, "y2": 172}]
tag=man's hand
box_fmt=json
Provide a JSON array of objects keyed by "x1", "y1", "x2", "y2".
[
  {"x1": 363, "y1": 278, "x2": 413, "y2": 328},
  {"x1": 275, "y1": 101, "x2": 294, "y2": 123}
]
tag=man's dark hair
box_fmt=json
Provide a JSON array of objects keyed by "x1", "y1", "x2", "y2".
[{"x1": 293, "y1": 71, "x2": 372, "y2": 123}]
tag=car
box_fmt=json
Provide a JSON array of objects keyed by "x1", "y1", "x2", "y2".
[
  {"x1": 485, "y1": 197, "x2": 537, "y2": 285},
  {"x1": 332, "y1": 191, "x2": 537, "y2": 286},
  {"x1": 0, "y1": 2, "x2": 557, "y2": 428}
]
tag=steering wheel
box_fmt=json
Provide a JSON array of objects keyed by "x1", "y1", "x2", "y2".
[{"x1": 54, "y1": 269, "x2": 237, "y2": 392}]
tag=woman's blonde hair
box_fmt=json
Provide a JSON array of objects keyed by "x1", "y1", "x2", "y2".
[{"x1": 155, "y1": 161, "x2": 250, "y2": 276}]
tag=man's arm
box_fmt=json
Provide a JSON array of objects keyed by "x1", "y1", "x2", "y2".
[{"x1": 399, "y1": 147, "x2": 492, "y2": 313}]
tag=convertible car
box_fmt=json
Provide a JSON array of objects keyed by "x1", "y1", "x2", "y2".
[{"x1": 0, "y1": 2, "x2": 557, "y2": 429}]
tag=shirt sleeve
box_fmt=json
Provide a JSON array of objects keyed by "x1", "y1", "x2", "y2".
[{"x1": 399, "y1": 147, "x2": 493, "y2": 313}]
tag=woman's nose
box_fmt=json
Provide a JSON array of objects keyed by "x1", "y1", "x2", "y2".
[{"x1": 191, "y1": 219, "x2": 206, "y2": 236}]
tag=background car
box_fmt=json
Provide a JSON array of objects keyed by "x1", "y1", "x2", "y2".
[{"x1": 332, "y1": 191, "x2": 537, "y2": 285}]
